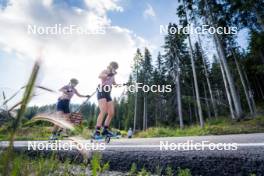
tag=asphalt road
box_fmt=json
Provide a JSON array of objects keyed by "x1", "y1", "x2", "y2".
[{"x1": 1, "y1": 133, "x2": 264, "y2": 175}]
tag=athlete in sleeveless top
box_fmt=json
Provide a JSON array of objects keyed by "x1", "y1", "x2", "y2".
[
  {"x1": 50, "y1": 78, "x2": 89, "y2": 140},
  {"x1": 94, "y1": 61, "x2": 119, "y2": 138}
]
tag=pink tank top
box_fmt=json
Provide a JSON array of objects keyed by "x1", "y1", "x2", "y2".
[
  {"x1": 102, "y1": 76, "x2": 115, "y2": 86},
  {"x1": 101, "y1": 70, "x2": 115, "y2": 86}
]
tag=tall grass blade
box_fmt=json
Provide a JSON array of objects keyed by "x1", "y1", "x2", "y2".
[{"x1": 1, "y1": 60, "x2": 40, "y2": 175}]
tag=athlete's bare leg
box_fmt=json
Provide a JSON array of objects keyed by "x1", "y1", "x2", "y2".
[
  {"x1": 104, "y1": 101, "x2": 114, "y2": 127},
  {"x1": 96, "y1": 99, "x2": 108, "y2": 127}
]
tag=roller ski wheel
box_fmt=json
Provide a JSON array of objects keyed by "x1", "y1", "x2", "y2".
[
  {"x1": 48, "y1": 134, "x2": 58, "y2": 143},
  {"x1": 91, "y1": 133, "x2": 103, "y2": 142},
  {"x1": 105, "y1": 135, "x2": 111, "y2": 143}
]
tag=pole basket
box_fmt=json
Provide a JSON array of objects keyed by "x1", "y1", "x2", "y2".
[{"x1": 69, "y1": 112, "x2": 83, "y2": 125}]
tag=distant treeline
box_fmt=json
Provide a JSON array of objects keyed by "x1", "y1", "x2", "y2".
[{"x1": 24, "y1": 0, "x2": 264, "y2": 131}]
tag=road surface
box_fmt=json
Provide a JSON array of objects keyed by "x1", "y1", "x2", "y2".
[{"x1": 1, "y1": 133, "x2": 264, "y2": 175}]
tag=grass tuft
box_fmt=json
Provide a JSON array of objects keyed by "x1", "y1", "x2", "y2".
[{"x1": 135, "y1": 116, "x2": 264, "y2": 138}]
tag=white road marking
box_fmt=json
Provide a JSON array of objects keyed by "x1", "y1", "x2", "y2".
[
  {"x1": 1, "y1": 141, "x2": 264, "y2": 150},
  {"x1": 104, "y1": 143, "x2": 264, "y2": 148}
]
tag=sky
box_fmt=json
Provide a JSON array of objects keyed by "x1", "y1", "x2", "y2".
[{"x1": 0, "y1": 0, "x2": 249, "y2": 108}]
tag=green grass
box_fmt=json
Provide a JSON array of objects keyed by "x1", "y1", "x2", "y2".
[
  {"x1": 91, "y1": 152, "x2": 109, "y2": 176},
  {"x1": 177, "y1": 168, "x2": 192, "y2": 176},
  {"x1": 0, "y1": 152, "x2": 110, "y2": 176},
  {"x1": 128, "y1": 163, "x2": 192, "y2": 176},
  {"x1": 1, "y1": 116, "x2": 264, "y2": 140},
  {"x1": 135, "y1": 116, "x2": 264, "y2": 138},
  {"x1": 0, "y1": 126, "x2": 52, "y2": 141},
  {"x1": 1, "y1": 115, "x2": 264, "y2": 140}
]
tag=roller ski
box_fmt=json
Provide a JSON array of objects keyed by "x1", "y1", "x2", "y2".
[
  {"x1": 91, "y1": 128, "x2": 115, "y2": 143},
  {"x1": 48, "y1": 133, "x2": 59, "y2": 142},
  {"x1": 48, "y1": 129, "x2": 69, "y2": 142}
]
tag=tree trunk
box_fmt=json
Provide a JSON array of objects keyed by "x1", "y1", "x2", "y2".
[
  {"x1": 256, "y1": 76, "x2": 264, "y2": 99},
  {"x1": 133, "y1": 73, "x2": 138, "y2": 132},
  {"x1": 258, "y1": 49, "x2": 264, "y2": 64},
  {"x1": 232, "y1": 50, "x2": 255, "y2": 116},
  {"x1": 171, "y1": 44, "x2": 184, "y2": 128},
  {"x1": 159, "y1": 94, "x2": 162, "y2": 126},
  {"x1": 184, "y1": 4, "x2": 204, "y2": 127},
  {"x1": 205, "y1": 0, "x2": 243, "y2": 119},
  {"x1": 203, "y1": 82, "x2": 212, "y2": 119},
  {"x1": 219, "y1": 58, "x2": 235, "y2": 119},
  {"x1": 253, "y1": 76, "x2": 264, "y2": 99},
  {"x1": 143, "y1": 94, "x2": 147, "y2": 130},
  {"x1": 192, "y1": 81, "x2": 199, "y2": 123},
  {"x1": 155, "y1": 99, "x2": 158, "y2": 126},
  {"x1": 188, "y1": 37, "x2": 204, "y2": 127},
  {"x1": 213, "y1": 35, "x2": 243, "y2": 119},
  {"x1": 252, "y1": 78, "x2": 260, "y2": 98},
  {"x1": 216, "y1": 88, "x2": 221, "y2": 106},
  {"x1": 198, "y1": 34, "x2": 218, "y2": 118},
  {"x1": 243, "y1": 69, "x2": 257, "y2": 114},
  {"x1": 188, "y1": 102, "x2": 193, "y2": 123},
  {"x1": 255, "y1": 10, "x2": 264, "y2": 31},
  {"x1": 175, "y1": 68, "x2": 184, "y2": 128}
]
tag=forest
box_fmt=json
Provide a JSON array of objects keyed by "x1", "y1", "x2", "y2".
[
  {"x1": 18, "y1": 0, "x2": 264, "y2": 133},
  {"x1": 1, "y1": 1, "x2": 264, "y2": 175}
]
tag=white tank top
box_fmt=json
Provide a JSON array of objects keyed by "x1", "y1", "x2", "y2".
[{"x1": 59, "y1": 85, "x2": 76, "y2": 100}]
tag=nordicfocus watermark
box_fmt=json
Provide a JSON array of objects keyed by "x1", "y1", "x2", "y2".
[
  {"x1": 160, "y1": 24, "x2": 238, "y2": 35},
  {"x1": 28, "y1": 141, "x2": 105, "y2": 151},
  {"x1": 160, "y1": 140, "x2": 238, "y2": 151},
  {"x1": 27, "y1": 24, "x2": 106, "y2": 35},
  {"x1": 98, "y1": 83, "x2": 172, "y2": 93}
]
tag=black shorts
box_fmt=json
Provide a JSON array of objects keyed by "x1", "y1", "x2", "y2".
[
  {"x1": 57, "y1": 99, "x2": 70, "y2": 113},
  {"x1": 97, "y1": 86, "x2": 112, "y2": 102}
]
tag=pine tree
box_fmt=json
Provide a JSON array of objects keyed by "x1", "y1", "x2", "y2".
[
  {"x1": 132, "y1": 49, "x2": 143, "y2": 131},
  {"x1": 178, "y1": 0, "x2": 204, "y2": 127},
  {"x1": 164, "y1": 23, "x2": 187, "y2": 128},
  {"x1": 142, "y1": 48, "x2": 153, "y2": 130}
]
